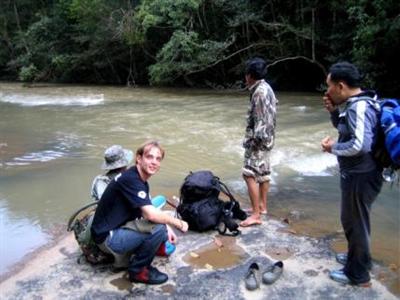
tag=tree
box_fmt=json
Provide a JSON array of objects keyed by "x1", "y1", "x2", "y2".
[{"x1": 0, "y1": 0, "x2": 398, "y2": 94}]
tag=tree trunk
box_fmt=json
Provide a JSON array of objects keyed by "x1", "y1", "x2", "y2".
[
  {"x1": 126, "y1": 46, "x2": 136, "y2": 87},
  {"x1": 311, "y1": 8, "x2": 315, "y2": 61},
  {"x1": 13, "y1": 1, "x2": 29, "y2": 54}
]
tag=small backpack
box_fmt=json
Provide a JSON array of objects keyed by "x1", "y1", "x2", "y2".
[
  {"x1": 177, "y1": 170, "x2": 246, "y2": 235},
  {"x1": 67, "y1": 202, "x2": 113, "y2": 264}
]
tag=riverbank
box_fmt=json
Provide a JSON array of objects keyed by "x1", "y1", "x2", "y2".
[{"x1": 0, "y1": 216, "x2": 397, "y2": 300}]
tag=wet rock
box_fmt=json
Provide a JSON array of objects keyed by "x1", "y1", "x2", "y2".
[
  {"x1": 265, "y1": 247, "x2": 294, "y2": 260},
  {"x1": 16, "y1": 278, "x2": 45, "y2": 293},
  {"x1": 304, "y1": 269, "x2": 319, "y2": 277},
  {"x1": 161, "y1": 283, "x2": 175, "y2": 294},
  {"x1": 288, "y1": 210, "x2": 304, "y2": 220},
  {"x1": 59, "y1": 277, "x2": 84, "y2": 289},
  {"x1": 0, "y1": 218, "x2": 398, "y2": 300}
]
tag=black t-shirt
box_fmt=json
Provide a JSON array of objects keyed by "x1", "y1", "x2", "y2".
[{"x1": 91, "y1": 166, "x2": 152, "y2": 244}]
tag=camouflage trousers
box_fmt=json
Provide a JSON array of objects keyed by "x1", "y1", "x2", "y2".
[{"x1": 242, "y1": 148, "x2": 271, "y2": 183}]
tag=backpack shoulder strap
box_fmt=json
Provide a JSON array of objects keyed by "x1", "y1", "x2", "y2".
[
  {"x1": 218, "y1": 180, "x2": 236, "y2": 202},
  {"x1": 349, "y1": 95, "x2": 380, "y2": 112}
]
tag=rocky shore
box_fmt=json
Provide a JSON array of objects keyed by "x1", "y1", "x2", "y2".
[{"x1": 0, "y1": 217, "x2": 397, "y2": 300}]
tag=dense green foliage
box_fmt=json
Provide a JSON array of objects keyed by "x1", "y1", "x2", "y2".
[{"x1": 1, "y1": 0, "x2": 399, "y2": 95}]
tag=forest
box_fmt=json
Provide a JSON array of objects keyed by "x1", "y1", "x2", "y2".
[{"x1": 1, "y1": 0, "x2": 399, "y2": 95}]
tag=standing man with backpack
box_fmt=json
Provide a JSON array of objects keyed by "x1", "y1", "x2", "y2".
[
  {"x1": 321, "y1": 61, "x2": 383, "y2": 286},
  {"x1": 240, "y1": 57, "x2": 278, "y2": 227},
  {"x1": 91, "y1": 140, "x2": 189, "y2": 284}
]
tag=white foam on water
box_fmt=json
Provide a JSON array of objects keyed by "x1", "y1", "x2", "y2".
[
  {"x1": 5, "y1": 162, "x2": 31, "y2": 166},
  {"x1": 215, "y1": 143, "x2": 337, "y2": 177},
  {"x1": 53, "y1": 132, "x2": 85, "y2": 152},
  {"x1": 0, "y1": 92, "x2": 104, "y2": 106},
  {"x1": 3, "y1": 133, "x2": 85, "y2": 168},
  {"x1": 225, "y1": 169, "x2": 278, "y2": 195},
  {"x1": 270, "y1": 150, "x2": 287, "y2": 167},
  {"x1": 221, "y1": 140, "x2": 243, "y2": 156},
  {"x1": 12, "y1": 150, "x2": 65, "y2": 163},
  {"x1": 291, "y1": 105, "x2": 307, "y2": 112},
  {"x1": 5, "y1": 150, "x2": 66, "y2": 167},
  {"x1": 285, "y1": 152, "x2": 338, "y2": 176}
]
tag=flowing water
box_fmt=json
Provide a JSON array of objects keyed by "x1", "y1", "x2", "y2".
[{"x1": 0, "y1": 83, "x2": 399, "y2": 285}]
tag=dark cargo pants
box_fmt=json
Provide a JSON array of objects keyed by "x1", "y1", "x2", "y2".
[{"x1": 340, "y1": 168, "x2": 383, "y2": 284}]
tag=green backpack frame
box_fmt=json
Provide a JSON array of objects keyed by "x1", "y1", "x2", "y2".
[{"x1": 67, "y1": 202, "x2": 112, "y2": 264}]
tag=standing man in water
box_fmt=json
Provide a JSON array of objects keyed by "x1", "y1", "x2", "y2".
[
  {"x1": 91, "y1": 140, "x2": 188, "y2": 284},
  {"x1": 321, "y1": 62, "x2": 383, "y2": 286},
  {"x1": 240, "y1": 57, "x2": 278, "y2": 227}
]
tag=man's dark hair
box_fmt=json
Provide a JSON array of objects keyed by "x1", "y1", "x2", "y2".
[
  {"x1": 245, "y1": 57, "x2": 267, "y2": 80},
  {"x1": 329, "y1": 61, "x2": 362, "y2": 88}
]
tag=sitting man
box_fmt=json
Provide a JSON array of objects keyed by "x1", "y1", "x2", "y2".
[
  {"x1": 91, "y1": 144, "x2": 167, "y2": 208},
  {"x1": 91, "y1": 140, "x2": 189, "y2": 284},
  {"x1": 91, "y1": 144, "x2": 133, "y2": 201}
]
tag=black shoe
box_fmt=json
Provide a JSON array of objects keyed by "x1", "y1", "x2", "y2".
[
  {"x1": 329, "y1": 269, "x2": 371, "y2": 287},
  {"x1": 129, "y1": 266, "x2": 168, "y2": 284},
  {"x1": 329, "y1": 269, "x2": 350, "y2": 284},
  {"x1": 335, "y1": 252, "x2": 372, "y2": 270},
  {"x1": 111, "y1": 266, "x2": 127, "y2": 273},
  {"x1": 335, "y1": 253, "x2": 347, "y2": 266}
]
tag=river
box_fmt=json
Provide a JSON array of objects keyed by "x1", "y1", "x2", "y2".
[{"x1": 0, "y1": 82, "x2": 398, "y2": 283}]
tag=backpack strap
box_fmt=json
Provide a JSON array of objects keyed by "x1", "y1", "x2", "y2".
[
  {"x1": 217, "y1": 224, "x2": 241, "y2": 236},
  {"x1": 348, "y1": 95, "x2": 380, "y2": 113},
  {"x1": 218, "y1": 180, "x2": 237, "y2": 203},
  {"x1": 67, "y1": 201, "x2": 98, "y2": 231}
]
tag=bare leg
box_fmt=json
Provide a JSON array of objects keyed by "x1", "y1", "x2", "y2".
[
  {"x1": 240, "y1": 175, "x2": 262, "y2": 227},
  {"x1": 259, "y1": 181, "x2": 269, "y2": 214}
]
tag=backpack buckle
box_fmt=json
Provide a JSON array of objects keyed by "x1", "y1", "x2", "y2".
[{"x1": 217, "y1": 209, "x2": 241, "y2": 236}]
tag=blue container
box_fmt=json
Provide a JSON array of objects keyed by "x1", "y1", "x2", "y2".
[{"x1": 151, "y1": 195, "x2": 166, "y2": 209}]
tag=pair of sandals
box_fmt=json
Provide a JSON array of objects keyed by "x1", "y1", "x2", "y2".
[{"x1": 245, "y1": 261, "x2": 284, "y2": 291}]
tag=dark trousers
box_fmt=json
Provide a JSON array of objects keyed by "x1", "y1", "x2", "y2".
[
  {"x1": 340, "y1": 168, "x2": 383, "y2": 284},
  {"x1": 106, "y1": 224, "x2": 167, "y2": 274}
]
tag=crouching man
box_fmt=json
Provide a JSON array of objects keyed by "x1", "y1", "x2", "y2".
[{"x1": 91, "y1": 140, "x2": 188, "y2": 284}]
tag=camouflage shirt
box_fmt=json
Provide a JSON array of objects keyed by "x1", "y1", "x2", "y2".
[{"x1": 243, "y1": 79, "x2": 277, "y2": 151}]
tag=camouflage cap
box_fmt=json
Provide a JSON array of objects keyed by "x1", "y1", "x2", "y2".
[{"x1": 101, "y1": 145, "x2": 133, "y2": 170}]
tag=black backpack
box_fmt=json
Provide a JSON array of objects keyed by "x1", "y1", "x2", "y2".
[{"x1": 177, "y1": 170, "x2": 247, "y2": 235}]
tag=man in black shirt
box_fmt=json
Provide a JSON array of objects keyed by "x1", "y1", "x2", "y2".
[{"x1": 91, "y1": 140, "x2": 188, "y2": 284}]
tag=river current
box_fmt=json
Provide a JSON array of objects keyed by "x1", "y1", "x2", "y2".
[{"x1": 0, "y1": 83, "x2": 398, "y2": 282}]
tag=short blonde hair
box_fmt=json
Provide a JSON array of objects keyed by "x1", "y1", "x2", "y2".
[{"x1": 135, "y1": 140, "x2": 165, "y2": 162}]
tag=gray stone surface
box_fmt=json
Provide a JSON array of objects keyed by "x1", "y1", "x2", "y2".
[{"x1": 0, "y1": 218, "x2": 397, "y2": 300}]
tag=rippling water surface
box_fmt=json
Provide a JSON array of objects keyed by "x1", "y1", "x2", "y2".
[{"x1": 0, "y1": 83, "x2": 398, "y2": 283}]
